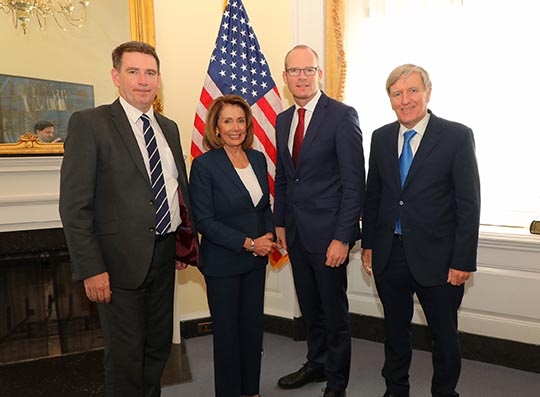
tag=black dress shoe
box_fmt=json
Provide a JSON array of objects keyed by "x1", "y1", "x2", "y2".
[
  {"x1": 323, "y1": 387, "x2": 346, "y2": 397},
  {"x1": 277, "y1": 364, "x2": 326, "y2": 389},
  {"x1": 383, "y1": 392, "x2": 409, "y2": 397}
]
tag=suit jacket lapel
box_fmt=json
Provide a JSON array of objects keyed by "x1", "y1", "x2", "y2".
[
  {"x1": 296, "y1": 92, "x2": 328, "y2": 168},
  {"x1": 247, "y1": 150, "x2": 269, "y2": 207},
  {"x1": 403, "y1": 112, "x2": 442, "y2": 190},
  {"x1": 387, "y1": 124, "x2": 401, "y2": 190},
  {"x1": 215, "y1": 149, "x2": 252, "y2": 202},
  {"x1": 110, "y1": 99, "x2": 150, "y2": 185},
  {"x1": 279, "y1": 106, "x2": 296, "y2": 172}
]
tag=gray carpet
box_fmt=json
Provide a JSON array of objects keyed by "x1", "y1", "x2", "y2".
[{"x1": 163, "y1": 333, "x2": 540, "y2": 396}]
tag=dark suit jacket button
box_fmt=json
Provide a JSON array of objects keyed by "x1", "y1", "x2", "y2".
[
  {"x1": 294, "y1": 178, "x2": 299, "y2": 184},
  {"x1": 399, "y1": 200, "x2": 404, "y2": 206},
  {"x1": 149, "y1": 200, "x2": 155, "y2": 206},
  {"x1": 149, "y1": 227, "x2": 155, "y2": 233}
]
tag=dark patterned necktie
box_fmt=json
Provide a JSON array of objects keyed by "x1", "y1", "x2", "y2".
[
  {"x1": 396, "y1": 129, "x2": 417, "y2": 234},
  {"x1": 141, "y1": 113, "x2": 171, "y2": 235}
]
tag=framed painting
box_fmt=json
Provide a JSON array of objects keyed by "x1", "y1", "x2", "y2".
[{"x1": 0, "y1": 73, "x2": 94, "y2": 145}]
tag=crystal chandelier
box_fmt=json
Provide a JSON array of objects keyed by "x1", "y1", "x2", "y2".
[{"x1": 0, "y1": 1, "x2": 90, "y2": 34}]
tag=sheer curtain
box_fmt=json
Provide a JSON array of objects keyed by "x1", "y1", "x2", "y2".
[{"x1": 343, "y1": 0, "x2": 540, "y2": 230}]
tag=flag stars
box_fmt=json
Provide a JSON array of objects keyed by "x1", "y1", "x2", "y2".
[
  {"x1": 230, "y1": 73, "x2": 237, "y2": 80},
  {"x1": 220, "y1": 46, "x2": 227, "y2": 54},
  {"x1": 251, "y1": 89, "x2": 257, "y2": 97},
  {"x1": 231, "y1": 50, "x2": 237, "y2": 57},
  {"x1": 231, "y1": 84, "x2": 237, "y2": 91},
  {"x1": 241, "y1": 87, "x2": 247, "y2": 94},
  {"x1": 230, "y1": 61, "x2": 237, "y2": 69},
  {"x1": 219, "y1": 70, "x2": 226, "y2": 77},
  {"x1": 219, "y1": 58, "x2": 227, "y2": 65},
  {"x1": 251, "y1": 79, "x2": 257, "y2": 86},
  {"x1": 261, "y1": 82, "x2": 268, "y2": 89},
  {"x1": 241, "y1": 64, "x2": 247, "y2": 71},
  {"x1": 241, "y1": 76, "x2": 248, "y2": 83}
]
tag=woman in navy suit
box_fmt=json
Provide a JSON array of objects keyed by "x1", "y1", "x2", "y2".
[{"x1": 189, "y1": 95, "x2": 275, "y2": 397}]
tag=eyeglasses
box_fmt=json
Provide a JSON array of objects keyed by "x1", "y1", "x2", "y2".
[{"x1": 285, "y1": 67, "x2": 319, "y2": 77}]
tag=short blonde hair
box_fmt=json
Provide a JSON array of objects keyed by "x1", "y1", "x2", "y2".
[{"x1": 203, "y1": 95, "x2": 254, "y2": 150}]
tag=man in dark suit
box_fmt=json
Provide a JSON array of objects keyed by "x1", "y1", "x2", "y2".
[
  {"x1": 274, "y1": 45, "x2": 365, "y2": 397},
  {"x1": 361, "y1": 64, "x2": 481, "y2": 397},
  {"x1": 59, "y1": 41, "x2": 197, "y2": 397}
]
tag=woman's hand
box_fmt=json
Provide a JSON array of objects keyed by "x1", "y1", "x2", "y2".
[{"x1": 252, "y1": 233, "x2": 276, "y2": 257}]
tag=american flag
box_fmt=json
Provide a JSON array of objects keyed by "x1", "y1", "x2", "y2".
[{"x1": 191, "y1": 0, "x2": 283, "y2": 195}]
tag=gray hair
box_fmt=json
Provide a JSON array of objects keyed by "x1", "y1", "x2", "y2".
[{"x1": 386, "y1": 64, "x2": 431, "y2": 96}]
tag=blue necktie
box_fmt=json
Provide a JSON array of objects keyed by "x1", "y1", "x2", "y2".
[
  {"x1": 396, "y1": 129, "x2": 417, "y2": 234},
  {"x1": 141, "y1": 113, "x2": 171, "y2": 235}
]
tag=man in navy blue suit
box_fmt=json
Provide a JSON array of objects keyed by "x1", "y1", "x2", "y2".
[
  {"x1": 274, "y1": 45, "x2": 365, "y2": 397},
  {"x1": 361, "y1": 64, "x2": 480, "y2": 397}
]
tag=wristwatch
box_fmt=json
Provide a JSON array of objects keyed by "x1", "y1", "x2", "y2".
[{"x1": 247, "y1": 238, "x2": 255, "y2": 253}]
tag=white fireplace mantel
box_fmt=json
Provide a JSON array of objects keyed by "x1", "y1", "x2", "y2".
[{"x1": 0, "y1": 156, "x2": 63, "y2": 232}]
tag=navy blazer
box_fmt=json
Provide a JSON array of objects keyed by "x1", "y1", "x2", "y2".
[
  {"x1": 362, "y1": 111, "x2": 481, "y2": 287},
  {"x1": 274, "y1": 92, "x2": 365, "y2": 253},
  {"x1": 189, "y1": 148, "x2": 274, "y2": 277}
]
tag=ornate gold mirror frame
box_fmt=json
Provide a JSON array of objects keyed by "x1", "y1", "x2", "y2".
[{"x1": 0, "y1": 0, "x2": 155, "y2": 156}]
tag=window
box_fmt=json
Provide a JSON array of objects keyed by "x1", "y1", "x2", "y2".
[{"x1": 344, "y1": 0, "x2": 540, "y2": 231}]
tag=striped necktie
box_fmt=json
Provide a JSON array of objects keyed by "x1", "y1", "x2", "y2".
[
  {"x1": 141, "y1": 113, "x2": 171, "y2": 235},
  {"x1": 396, "y1": 129, "x2": 417, "y2": 235}
]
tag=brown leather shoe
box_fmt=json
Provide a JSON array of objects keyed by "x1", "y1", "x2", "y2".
[{"x1": 277, "y1": 364, "x2": 326, "y2": 389}]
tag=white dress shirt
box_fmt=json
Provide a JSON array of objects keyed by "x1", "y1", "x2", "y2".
[{"x1": 119, "y1": 96, "x2": 181, "y2": 233}]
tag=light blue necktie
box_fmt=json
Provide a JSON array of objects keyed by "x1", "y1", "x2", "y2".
[
  {"x1": 396, "y1": 129, "x2": 417, "y2": 234},
  {"x1": 141, "y1": 113, "x2": 171, "y2": 235}
]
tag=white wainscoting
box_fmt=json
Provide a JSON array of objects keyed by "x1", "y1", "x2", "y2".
[{"x1": 264, "y1": 236, "x2": 540, "y2": 345}]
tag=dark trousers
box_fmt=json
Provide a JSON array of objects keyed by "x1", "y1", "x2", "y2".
[
  {"x1": 98, "y1": 234, "x2": 176, "y2": 397},
  {"x1": 288, "y1": 237, "x2": 351, "y2": 391},
  {"x1": 205, "y1": 265, "x2": 266, "y2": 397},
  {"x1": 374, "y1": 236, "x2": 464, "y2": 397}
]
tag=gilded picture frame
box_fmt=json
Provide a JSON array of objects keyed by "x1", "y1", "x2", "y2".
[{"x1": 0, "y1": 0, "x2": 156, "y2": 156}]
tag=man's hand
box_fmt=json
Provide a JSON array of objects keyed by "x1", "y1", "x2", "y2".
[
  {"x1": 84, "y1": 272, "x2": 112, "y2": 303},
  {"x1": 325, "y1": 240, "x2": 349, "y2": 267},
  {"x1": 447, "y1": 268, "x2": 471, "y2": 286},
  {"x1": 275, "y1": 227, "x2": 287, "y2": 251},
  {"x1": 361, "y1": 248, "x2": 373, "y2": 276}
]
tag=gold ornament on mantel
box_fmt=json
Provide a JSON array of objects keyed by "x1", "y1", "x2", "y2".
[{"x1": 0, "y1": 0, "x2": 89, "y2": 34}]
